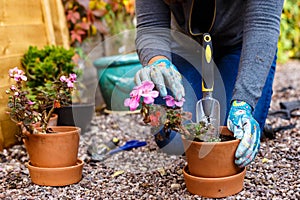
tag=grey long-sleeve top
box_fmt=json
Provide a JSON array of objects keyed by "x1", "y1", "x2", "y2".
[{"x1": 135, "y1": 0, "x2": 284, "y2": 109}]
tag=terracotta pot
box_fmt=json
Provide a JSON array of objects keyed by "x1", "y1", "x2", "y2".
[
  {"x1": 48, "y1": 113, "x2": 58, "y2": 126},
  {"x1": 23, "y1": 126, "x2": 80, "y2": 168},
  {"x1": 32, "y1": 113, "x2": 58, "y2": 128},
  {"x1": 183, "y1": 165, "x2": 246, "y2": 198},
  {"x1": 27, "y1": 158, "x2": 84, "y2": 186},
  {"x1": 182, "y1": 126, "x2": 242, "y2": 178}
]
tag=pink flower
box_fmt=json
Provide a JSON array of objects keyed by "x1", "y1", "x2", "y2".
[
  {"x1": 60, "y1": 75, "x2": 67, "y2": 82},
  {"x1": 139, "y1": 81, "x2": 159, "y2": 104},
  {"x1": 124, "y1": 81, "x2": 160, "y2": 111},
  {"x1": 60, "y1": 74, "x2": 77, "y2": 88},
  {"x1": 8, "y1": 67, "x2": 19, "y2": 78},
  {"x1": 67, "y1": 81, "x2": 74, "y2": 88},
  {"x1": 27, "y1": 101, "x2": 35, "y2": 105},
  {"x1": 69, "y1": 73, "x2": 77, "y2": 82},
  {"x1": 164, "y1": 95, "x2": 185, "y2": 107},
  {"x1": 124, "y1": 95, "x2": 140, "y2": 111},
  {"x1": 124, "y1": 81, "x2": 185, "y2": 111},
  {"x1": 9, "y1": 67, "x2": 27, "y2": 82},
  {"x1": 10, "y1": 85, "x2": 17, "y2": 91}
]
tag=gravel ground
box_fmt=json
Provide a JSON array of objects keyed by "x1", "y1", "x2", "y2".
[{"x1": 0, "y1": 60, "x2": 299, "y2": 199}]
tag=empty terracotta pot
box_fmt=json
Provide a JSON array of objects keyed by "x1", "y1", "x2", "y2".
[
  {"x1": 183, "y1": 165, "x2": 246, "y2": 198},
  {"x1": 27, "y1": 158, "x2": 84, "y2": 186},
  {"x1": 182, "y1": 126, "x2": 242, "y2": 178},
  {"x1": 23, "y1": 126, "x2": 80, "y2": 168}
]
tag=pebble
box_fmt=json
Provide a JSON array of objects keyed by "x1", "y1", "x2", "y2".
[{"x1": 171, "y1": 183, "x2": 181, "y2": 190}]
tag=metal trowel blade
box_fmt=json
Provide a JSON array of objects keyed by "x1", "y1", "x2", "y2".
[{"x1": 196, "y1": 97, "x2": 220, "y2": 133}]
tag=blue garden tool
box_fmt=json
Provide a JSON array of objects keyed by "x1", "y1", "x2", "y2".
[
  {"x1": 90, "y1": 140, "x2": 147, "y2": 162},
  {"x1": 108, "y1": 140, "x2": 147, "y2": 154}
]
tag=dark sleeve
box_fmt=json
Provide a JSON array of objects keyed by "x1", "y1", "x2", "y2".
[
  {"x1": 135, "y1": 0, "x2": 172, "y2": 66},
  {"x1": 232, "y1": 0, "x2": 284, "y2": 108}
]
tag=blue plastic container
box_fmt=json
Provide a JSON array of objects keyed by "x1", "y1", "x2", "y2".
[{"x1": 93, "y1": 53, "x2": 143, "y2": 111}]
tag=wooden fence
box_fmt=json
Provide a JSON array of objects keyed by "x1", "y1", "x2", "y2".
[{"x1": 0, "y1": 0, "x2": 69, "y2": 150}]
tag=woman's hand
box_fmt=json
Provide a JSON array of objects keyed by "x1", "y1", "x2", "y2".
[
  {"x1": 227, "y1": 100, "x2": 261, "y2": 168},
  {"x1": 134, "y1": 58, "x2": 185, "y2": 101}
]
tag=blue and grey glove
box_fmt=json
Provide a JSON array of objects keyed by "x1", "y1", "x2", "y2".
[
  {"x1": 134, "y1": 59, "x2": 185, "y2": 101},
  {"x1": 227, "y1": 100, "x2": 261, "y2": 168}
]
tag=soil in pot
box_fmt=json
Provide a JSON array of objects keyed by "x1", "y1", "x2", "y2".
[
  {"x1": 23, "y1": 126, "x2": 80, "y2": 168},
  {"x1": 182, "y1": 126, "x2": 242, "y2": 178}
]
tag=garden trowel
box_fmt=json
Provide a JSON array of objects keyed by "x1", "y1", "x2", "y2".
[{"x1": 196, "y1": 33, "x2": 220, "y2": 137}]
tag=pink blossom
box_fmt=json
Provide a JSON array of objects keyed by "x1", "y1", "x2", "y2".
[
  {"x1": 164, "y1": 95, "x2": 185, "y2": 107},
  {"x1": 124, "y1": 81, "x2": 159, "y2": 110},
  {"x1": 60, "y1": 75, "x2": 67, "y2": 82},
  {"x1": 8, "y1": 67, "x2": 27, "y2": 82},
  {"x1": 27, "y1": 101, "x2": 35, "y2": 105},
  {"x1": 124, "y1": 95, "x2": 140, "y2": 111},
  {"x1": 9, "y1": 67, "x2": 19, "y2": 78},
  {"x1": 14, "y1": 92, "x2": 19, "y2": 96},
  {"x1": 124, "y1": 86, "x2": 143, "y2": 110},
  {"x1": 20, "y1": 75, "x2": 27, "y2": 81},
  {"x1": 140, "y1": 81, "x2": 155, "y2": 91},
  {"x1": 143, "y1": 89, "x2": 159, "y2": 104},
  {"x1": 69, "y1": 73, "x2": 77, "y2": 82},
  {"x1": 10, "y1": 85, "x2": 17, "y2": 91},
  {"x1": 129, "y1": 88, "x2": 142, "y2": 97},
  {"x1": 139, "y1": 81, "x2": 159, "y2": 104},
  {"x1": 124, "y1": 81, "x2": 185, "y2": 111},
  {"x1": 60, "y1": 74, "x2": 76, "y2": 88},
  {"x1": 67, "y1": 80, "x2": 74, "y2": 88}
]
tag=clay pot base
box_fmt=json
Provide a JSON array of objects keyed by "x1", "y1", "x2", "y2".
[
  {"x1": 183, "y1": 165, "x2": 246, "y2": 198},
  {"x1": 27, "y1": 158, "x2": 84, "y2": 186}
]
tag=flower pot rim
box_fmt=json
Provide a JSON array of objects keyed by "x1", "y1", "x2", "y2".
[
  {"x1": 93, "y1": 53, "x2": 140, "y2": 69},
  {"x1": 183, "y1": 165, "x2": 246, "y2": 181},
  {"x1": 69, "y1": 102, "x2": 95, "y2": 107},
  {"x1": 181, "y1": 126, "x2": 239, "y2": 145},
  {"x1": 181, "y1": 135, "x2": 240, "y2": 146},
  {"x1": 25, "y1": 126, "x2": 81, "y2": 137}
]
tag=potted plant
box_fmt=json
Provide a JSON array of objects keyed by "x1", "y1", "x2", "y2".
[
  {"x1": 6, "y1": 66, "x2": 83, "y2": 186},
  {"x1": 21, "y1": 45, "x2": 95, "y2": 133},
  {"x1": 124, "y1": 80, "x2": 246, "y2": 198}
]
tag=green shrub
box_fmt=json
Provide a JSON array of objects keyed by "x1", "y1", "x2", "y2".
[
  {"x1": 21, "y1": 45, "x2": 79, "y2": 106},
  {"x1": 278, "y1": 0, "x2": 300, "y2": 63}
]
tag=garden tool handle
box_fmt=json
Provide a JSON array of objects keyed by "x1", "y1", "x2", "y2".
[{"x1": 201, "y1": 33, "x2": 214, "y2": 95}]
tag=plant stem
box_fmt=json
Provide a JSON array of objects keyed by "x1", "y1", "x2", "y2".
[{"x1": 41, "y1": 102, "x2": 56, "y2": 133}]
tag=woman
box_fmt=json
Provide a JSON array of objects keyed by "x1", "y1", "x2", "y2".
[{"x1": 134, "y1": 0, "x2": 284, "y2": 167}]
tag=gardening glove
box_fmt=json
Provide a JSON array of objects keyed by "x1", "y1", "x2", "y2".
[
  {"x1": 134, "y1": 58, "x2": 185, "y2": 101},
  {"x1": 227, "y1": 100, "x2": 261, "y2": 168}
]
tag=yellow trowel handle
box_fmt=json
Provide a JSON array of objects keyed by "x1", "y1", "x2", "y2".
[{"x1": 201, "y1": 33, "x2": 214, "y2": 93}]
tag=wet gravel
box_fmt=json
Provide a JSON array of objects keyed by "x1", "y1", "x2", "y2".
[{"x1": 0, "y1": 60, "x2": 299, "y2": 199}]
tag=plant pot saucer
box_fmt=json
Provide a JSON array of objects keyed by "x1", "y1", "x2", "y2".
[
  {"x1": 27, "y1": 158, "x2": 84, "y2": 186},
  {"x1": 183, "y1": 165, "x2": 246, "y2": 198}
]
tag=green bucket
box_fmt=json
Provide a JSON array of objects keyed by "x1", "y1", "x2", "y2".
[{"x1": 93, "y1": 53, "x2": 143, "y2": 111}]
